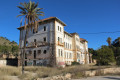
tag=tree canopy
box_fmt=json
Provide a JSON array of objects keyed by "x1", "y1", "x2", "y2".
[
  {"x1": 90, "y1": 37, "x2": 120, "y2": 66},
  {"x1": 0, "y1": 37, "x2": 19, "y2": 57},
  {"x1": 96, "y1": 46, "x2": 115, "y2": 65}
]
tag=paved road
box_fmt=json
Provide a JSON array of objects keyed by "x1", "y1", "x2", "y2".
[{"x1": 72, "y1": 76, "x2": 120, "y2": 80}]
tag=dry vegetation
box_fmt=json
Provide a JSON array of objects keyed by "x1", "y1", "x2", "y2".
[
  {"x1": 0, "y1": 66, "x2": 21, "y2": 80},
  {"x1": 22, "y1": 64, "x2": 113, "y2": 79},
  {"x1": 0, "y1": 66, "x2": 21, "y2": 76},
  {"x1": 0, "y1": 64, "x2": 116, "y2": 80}
]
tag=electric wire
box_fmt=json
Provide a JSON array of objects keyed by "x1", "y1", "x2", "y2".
[{"x1": 78, "y1": 31, "x2": 120, "y2": 34}]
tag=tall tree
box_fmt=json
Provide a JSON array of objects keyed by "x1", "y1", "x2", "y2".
[
  {"x1": 96, "y1": 45, "x2": 115, "y2": 65},
  {"x1": 118, "y1": 37, "x2": 120, "y2": 46},
  {"x1": 107, "y1": 37, "x2": 112, "y2": 46},
  {"x1": 11, "y1": 45, "x2": 19, "y2": 56},
  {"x1": 17, "y1": 1, "x2": 44, "y2": 74},
  {"x1": 88, "y1": 48, "x2": 97, "y2": 59}
]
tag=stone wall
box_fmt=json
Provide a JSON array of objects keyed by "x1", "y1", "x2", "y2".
[
  {"x1": 84, "y1": 67, "x2": 120, "y2": 77},
  {"x1": 0, "y1": 60, "x2": 7, "y2": 66},
  {"x1": 0, "y1": 58, "x2": 18, "y2": 67},
  {"x1": 35, "y1": 67, "x2": 120, "y2": 80},
  {"x1": 36, "y1": 73, "x2": 72, "y2": 80}
]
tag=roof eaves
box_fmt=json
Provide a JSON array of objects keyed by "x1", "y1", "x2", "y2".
[
  {"x1": 64, "y1": 31, "x2": 73, "y2": 37},
  {"x1": 17, "y1": 17, "x2": 66, "y2": 30}
]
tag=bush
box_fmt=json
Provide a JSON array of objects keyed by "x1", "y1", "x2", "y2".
[
  {"x1": 72, "y1": 72, "x2": 84, "y2": 79},
  {"x1": 96, "y1": 46, "x2": 115, "y2": 65},
  {"x1": 72, "y1": 61, "x2": 80, "y2": 65},
  {"x1": 0, "y1": 66, "x2": 21, "y2": 76},
  {"x1": 116, "y1": 57, "x2": 120, "y2": 66}
]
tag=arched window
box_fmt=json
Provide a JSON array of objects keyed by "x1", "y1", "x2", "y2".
[
  {"x1": 58, "y1": 26, "x2": 59, "y2": 31},
  {"x1": 68, "y1": 44, "x2": 69, "y2": 49},
  {"x1": 58, "y1": 49, "x2": 60, "y2": 57},
  {"x1": 58, "y1": 37, "x2": 59, "y2": 42},
  {"x1": 61, "y1": 38, "x2": 62, "y2": 43},
  {"x1": 66, "y1": 43, "x2": 67, "y2": 48},
  {"x1": 34, "y1": 39, "x2": 37, "y2": 45},
  {"x1": 43, "y1": 37, "x2": 46, "y2": 42},
  {"x1": 44, "y1": 26, "x2": 46, "y2": 31},
  {"x1": 61, "y1": 50, "x2": 63, "y2": 57},
  {"x1": 44, "y1": 50, "x2": 47, "y2": 54},
  {"x1": 60, "y1": 27, "x2": 61, "y2": 32}
]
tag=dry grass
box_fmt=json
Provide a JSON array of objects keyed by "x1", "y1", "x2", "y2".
[
  {"x1": 0, "y1": 66, "x2": 21, "y2": 76},
  {"x1": 24, "y1": 66, "x2": 62, "y2": 78},
  {"x1": 18, "y1": 73, "x2": 36, "y2": 80},
  {"x1": 0, "y1": 64, "x2": 116, "y2": 79},
  {"x1": 0, "y1": 76, "x2": 10, "y2": 80},
  {"x1": 24, "y1": 64, "x2": 112, "y2": 79}
]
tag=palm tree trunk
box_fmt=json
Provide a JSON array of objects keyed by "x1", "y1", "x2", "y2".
[
  {"x1": 108, "y1": 42, "x2": 111, "y2": 46},
  {"x1": 22, "y1": 28, "x2": 28, "y2": 74}
]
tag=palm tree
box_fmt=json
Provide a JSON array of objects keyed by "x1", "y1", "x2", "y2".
[
  {"x1": 107, "y1": 37, "x2": 111, "y2": 46},
  {"x1": 17, "y1": 1, "x2": 44, "y2": 74},
  {"x1": 118, "y1": 37, "x2": 120, "y2": 46}
]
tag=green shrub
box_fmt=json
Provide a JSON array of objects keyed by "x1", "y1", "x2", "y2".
[
  {"x1": 72, "y1": 61, "x2": 80, "y2": 65},
  {"x1": 96, "y1": 46, "x2": 115, "y2": 65},
  {"x1": 72, "y1": 72, "x2": 84, "y2": 79},
  {"x1": 116, "y1": 57, "x2": 120, "y2": 66}
]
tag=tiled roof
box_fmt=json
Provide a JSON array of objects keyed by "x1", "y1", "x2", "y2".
[
  {"x1": 80, "y1": 38, "x2": 87, "y2": 42},
  {"x1": 70, "y1": 33, "x2": 79, "y2": 36},
  {"x1": 17, "y1": 17, "x2": 66, "y2": 30},
  {"x1": 64, "y1": 31, "x2": 73, "y2": 37}
]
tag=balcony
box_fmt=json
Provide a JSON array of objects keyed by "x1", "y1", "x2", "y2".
[
  {"x1": 58, "y1": 41, "x2": 64, "y2": 46},
  {"x1": 77, "y1": 48, "x2": 81, "y2": 51},
  {"x1": 26, "y1": 41, "x2": 50, "y2": 48}
]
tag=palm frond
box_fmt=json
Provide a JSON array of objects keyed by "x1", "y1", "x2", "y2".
[
  {"x1": 20, "y1": 11, "x2": 27, "y2": 15},
  {"x1": 24, "y1": 18, "x2": 27, "y2": 30},
  {"x1": 29, "y1": 0, "x2": 32, "y2": 9},
  {"x1": 34, "y1": 2, "x2": 38, "y2": 9},
  {"x1": 20, "y1": 17, "x2": 24, "y2": 27},
  {"x1": 20, "y1": 2, "x2": 27, "y2": 8},
  {"x1": 17, "y1": 1, "x2": 44, "y2": 30},
  {"x1": 17, "y1": 6, "x2": 26, "y2": 11},
  {"x1": 16, "y1": 14, "x2": 25, "y2": 17},
  {"x1": 37, "y1": 14, "x2": 44, "y2": 16}
]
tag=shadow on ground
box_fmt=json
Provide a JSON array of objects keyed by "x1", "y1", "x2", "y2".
[{"x1": 103, "y1": 77, "x2": 120, "y2": 80}]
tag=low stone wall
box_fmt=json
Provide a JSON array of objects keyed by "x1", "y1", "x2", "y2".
[
  {"x1": 36, "y1": 73, "x2": 72, "y2": 80},
  {"x1": 0, "y1": 58, "x2": 18, "y2": 66},
  {"x1": 84, "y1": 67, "x2": 120, "y2": 77},
  {"x1": 0, "y1": 60, "x2": 7, "y2": 66}
]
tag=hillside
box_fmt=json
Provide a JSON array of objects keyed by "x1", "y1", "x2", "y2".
[
  {"x1": 0, "y1": 37, "x2": 18, "y2": 46},
  {"x1": 0, "y1": 37, "x2": 19, "y2": 57}
]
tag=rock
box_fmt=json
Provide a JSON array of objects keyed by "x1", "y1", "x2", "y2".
[
  {"x1": 65, "y1": 73, "x2": 72, "y2": 79},
  {"x1": 36, "y1": 73, "x2": 72, "y2": 80}
]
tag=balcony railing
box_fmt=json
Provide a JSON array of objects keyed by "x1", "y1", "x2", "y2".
[
  {"x1": 58, "y1": 41, "x2": 64, "y2": 46},
  {"x1": 77, "y1": 48, "x2": 81, "y2": 51},
  {"x1": 26, "y1": 41, "x2": 50, "y2": 48}
]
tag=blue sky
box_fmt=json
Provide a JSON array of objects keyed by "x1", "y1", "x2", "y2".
[{"x1": 0, "y1": 0, "x2": 120, "y2": 50}]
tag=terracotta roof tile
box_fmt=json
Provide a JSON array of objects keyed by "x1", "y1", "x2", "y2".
[
  {"x1": 80, "y1": 38, "x2": 87, "y2": 42},
  {"x1": 17, "y1": 17, "x2": 66, "y2": 30}
]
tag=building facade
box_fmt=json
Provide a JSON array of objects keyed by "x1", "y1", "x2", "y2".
[{"x1": 18, "y1": 17, "x2": 89, "y2": 66}]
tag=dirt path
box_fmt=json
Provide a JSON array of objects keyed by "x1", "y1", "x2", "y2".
[
  {"x1": 7, "y1": 76, "x2": 20, "y2": 80},
  {"x1": 72, "y1": 76, "x2": 120, "y2": 80}
]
